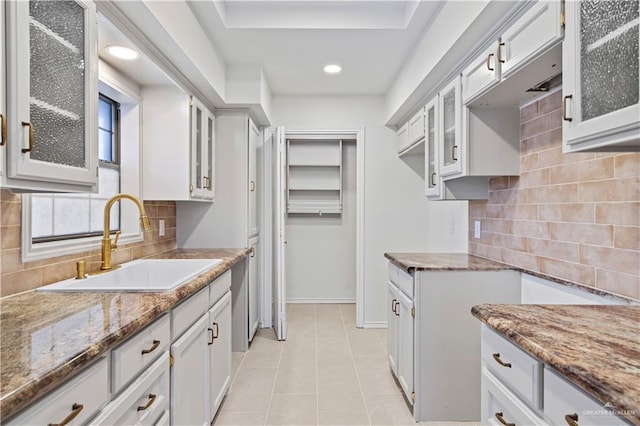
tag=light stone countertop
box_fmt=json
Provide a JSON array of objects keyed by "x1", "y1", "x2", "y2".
[
  {"x1": 472, "y1": 304, "x2": 640, "y2": 425},
  {"x1": 0, "y1": 248, "x2": 250, "y2": 421}
]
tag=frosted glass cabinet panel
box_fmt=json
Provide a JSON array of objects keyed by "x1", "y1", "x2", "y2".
[
  {"x1": 563, "y1": 0, "x2": 640, "y2": 152},
  {"x1": 3, "y1": 0, "x2": 98, "y2": 191},
  {"x1": 190, "y1": 98, "x2": 214, "y2": 200},
  {"x1": 438, "y1": 76, "x2": 463, "y2": 177},
  {"x1": 424, "y1": 97, "x2": 442, "y2": 199}
]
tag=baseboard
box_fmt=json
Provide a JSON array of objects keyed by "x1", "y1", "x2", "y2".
[
  {"x1": 362, "y1": 321, "x2": 388, "y2": 329},
  {"x1": 286, "y1": 298, "x2": 356, "y2": 304}
]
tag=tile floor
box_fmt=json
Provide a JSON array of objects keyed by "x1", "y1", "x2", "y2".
[{"x1": 214, "y1": 303, "x2": 479, "y2": 426}]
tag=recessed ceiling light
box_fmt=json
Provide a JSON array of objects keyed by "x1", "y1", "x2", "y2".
[
  {"x1": 106, "y1": 45, "x2": 139, "y2": 60},
  {"x1": 324, "y1": 64, "x2": 342, "y2": 74}
]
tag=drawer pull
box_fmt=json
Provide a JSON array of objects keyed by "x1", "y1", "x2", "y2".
[
  {"x1": 565, "y1": 413, "x2": 579, "y2": 426},
  {"x1": 0, "y1": 113, "x2": 6, "y2": 146},
  {"x1": 492, "y1": 353, "x2": 512, "y2": 368},
  {"x1": 21, "y1": 121, "x2": 34, "y2": 153},
  {"x1": 212, "y1": 322, "x2": 219, "y2": 339},
  {"x1": 430, "y1": 172, "x2": 437, "y2": 187},
  {"x1": 137, "y1": 393, "x2": 157, "y2": 411},
  {"x1": 391, "y1": 299, "x2": 397, "y2": 314},
  {"x1": 495, "y1": 412, "x2": 515, "y2": 426},
  {"x1": 563, "y1": 95, "x2": 573, "y2": 122},
  {"x1": 141, "y1": 340, "x2": 161, "y2": 355},
  {"x1": 48, "y1": 403, "x2": 83, "y2": 426},
  {"x1": 452, "y1": 145, "x2": 458, "y2": 161},
  {"x1": 498, "y1": 42, "x2": 505, "y2": 63},
  {"x1": 486, "y1": 53, "x2": 494, "y2": 71},
  {"x1": 208, "y1": 328, "x2": 215, "y2": 345}
]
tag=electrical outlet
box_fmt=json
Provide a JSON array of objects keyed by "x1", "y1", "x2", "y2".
[
  {"x1": 159, "y1": 219, "x2": 165, "y2": 237},
  {"x1": 449, "y1": 219, "x2": 455, "y2": 235},
  {"x1": 474, "y1": 220, "x2": 481, "y2": 239}
]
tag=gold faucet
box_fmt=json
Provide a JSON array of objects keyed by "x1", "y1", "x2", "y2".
[{"x1": 101, "y1": 193, "x2": 151, "y2": 271}]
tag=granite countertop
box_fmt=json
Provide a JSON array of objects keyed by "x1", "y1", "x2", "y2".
[
  {"x1": 0, "y1": 248, "x2": 250, "y2": 421},
  {"x1": 384, "y1": 252, "x2": 512, "y2": 272},
  {"x1": 472, "y1": 304, "x2": 640, "y2": 425}
]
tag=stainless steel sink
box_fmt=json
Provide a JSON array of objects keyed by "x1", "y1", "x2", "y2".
[{"x1": 38, "y1": 259, "x2": 222, "y2": 292}]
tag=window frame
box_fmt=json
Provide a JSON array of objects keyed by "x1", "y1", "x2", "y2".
[{"x1": 21, "y1": 65, "x2": 144, "y2": 263}]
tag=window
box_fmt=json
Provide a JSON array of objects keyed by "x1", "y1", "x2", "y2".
[
  {"x1": 22, "y1": 67, "x2": 143, "y2": 262},
  {"x1": 30, "y1": 94, "x2": 121, "y2": 243}
]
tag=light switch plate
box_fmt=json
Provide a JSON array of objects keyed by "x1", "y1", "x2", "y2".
[
  {"x1": 474, "y1": 220, "x2": 481, "y2": 239},
  {"x1": 159, "y1": 219, "x2": 165, "y2": 236}
]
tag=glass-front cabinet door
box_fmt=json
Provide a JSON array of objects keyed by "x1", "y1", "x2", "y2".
[
  {"x1": 438, "y1": 76, "x2": 463, "y2": 177},
  {"x1": 563, "y1": 0, "x2": 640, "y2": 152},
  {"x1": 203, "y1": 110, "x2": 214, "y2": 200},
  {"x1": 424, "y1": 97, "x2": 441, "y2": 199},
  {"x1": 5, "y1": 0, "x2": 98, "y2": 190},
  {"x1": 190, "y1": 97, "x2": 214, "y2": 200}
]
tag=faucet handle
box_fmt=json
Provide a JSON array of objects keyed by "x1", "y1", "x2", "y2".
[{"x1": 112, "y1": 231, "x2": 122, "y2": 250}]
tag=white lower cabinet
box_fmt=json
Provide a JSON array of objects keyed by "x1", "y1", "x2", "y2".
[
  {"x1": 248, "y1": 237, "x2": 260, "y2": 342},
  {"x1": 481, "y1": 327, "x2": 632, "y2": 426},
  {"x1": 208, "y1": 291, "x2": 232, "y2": 417},
  {"x1": 6, "y1": 358, "x2": 109, "y2": 425},
  {"x1": 387, "y1": 280, "x2": 400, "y2": 376},
  {"x1": 92, "y1": 352, "x2": 170, "y2": 426}
]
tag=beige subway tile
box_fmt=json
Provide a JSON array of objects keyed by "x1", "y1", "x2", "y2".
[
  {"x1": 0, "y1": 190, "x2": 20, "y2": 202},
  {"x1": 614, "y1": 226, "x2": 640, "y2": 250},
  {"x1": 1, "y1": 248, "x2": 23, "y2": 274},
  {"x1": 595, "y1": 269, "x2": 640, "y2": 301},
  {"x1": 549, "y1": 222, "x2": 613, "y2": 246},
  {"x1": 550, "y1": 157, "x2": 614, "y2": 185},
  {"x1": 501, "y1": 248, "x2": 538, "y2": 270},
  {"x1": 468, "y1": 201, "x2": 487, "y2": 218},
  {"x1": 526, "y1": 184, "x2": 578, "y2": 204},
  {"x1": 509, "y1": 176, "x2": 521, "y2": 189},
  {"x1": 579, "y1": 177, "x2": 640, "y2": 202},
  {"x1": 511, "y1": 220, "x2": 550, "y2": 239},
  {"x1": 520, "y1": 101, "x2": 539, "y2": 123},
  {"x1": 496, "y1": 234, "x2": 528, "y2": 251},
  {"x1": 142, "y1": 204, "x2": 158, "y2": 218},
  {"x1": 0, "y1": 200, "x2": 20, "y2": 227},
  {"x1": 489, "y1": 177, "x2": 509, "y2": 191},
  {"x1": 521, "y1": 152, "x2": 539, "y2": 171},
  {"x1": 42, "y1": 260, "x2": 79, "y2": 285},
  {"x1": 488, "y1": 188, "x2": 528, "y2": 205},
  {"x1": 482, "y1": 219, "x2": 513, "y2": 234},
  {"x1": 537, "y1": 257, "x2": 596, "y2": 287},
  {"x1": 614, "y1": 153, "x2": 640, "y2": 178},
  {"x1": 111, "y1": 247, "x2": 134, "y2": 266},
  {"x1": 538, "y1": 203, "x2": 595, "y2": 223},
  {"x1": 539, "y1": 90, "x2": 562, "y2": 114},
  {"x1": 580, "y1": 245, "x2": 640, "y2": 276},
  {"x1": 1, "y1": 268, "x2": 43, "y2": 297},
  {"x1": 1, "y1": 225, "x2": 20, "y2": 250},
  {"x1": 537, "y1": 147, "x2": 592, "y2": 168},
  {"x1": 469, "y1": 243, "x2": 502, "y2": 262},
  {"x1": 519, "y1": 169, "x2": 550, "y2": 188},
  {"x1": 522, "y1": 128, "x2": 562, "y2": 154},
  {"x1": 501, "y1": 205, "x2": 538, "y2": 220},
  {"x1": 595, "y1": 202, "x2": 640, "y2": 226},
  {"x1": 528, "y1": 238, "x2": 580, "y2": 263},
  {"x1": 521, "y1": 111, "x2": 562, "y2": 140}
]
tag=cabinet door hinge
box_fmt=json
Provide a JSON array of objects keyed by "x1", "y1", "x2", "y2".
[
  {"x1": 411, "y1": 391, "x2": 415, "y2": 401},
  {"x1": 169, "y1": 354, "x2": 174, "y2": 367},
  {"x1": 561, "y1": 12, "x2": 565, "y2": 27},
  {"x1": 189, "y1": 184, "x2": 193, "y2": 193},
  {"x1": 411, "y1": 307, "x2": 415, "y2": 318}
]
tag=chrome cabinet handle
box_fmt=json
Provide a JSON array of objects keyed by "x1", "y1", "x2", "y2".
[
  {"x1": 137, "y1": 394, "x2": 157, "y2": 411},
  {"x1": 48, "y1": 403, "x2": 83, "y2": 426},
  {"x1": 563, "y1": 95, "x2": 573, "y2": 122},
  {"x1": 492, "y1": 353, "x2": 512, "y2": 368},
  {"x1": 565, "y1": 413, "x2": 579, "y2": 426},
  {"x1": 21, "y1": 121, "x2": 34, "y2": 153},
  {"x1": 495, "y1": 412, "x2": 515, "y2": 426},
  {"x1": 486, "y1": 53, "x2": 494, "y2": 71},
  {"x1": 141, "y1": 339, "x2": 160, "y2": 355}
]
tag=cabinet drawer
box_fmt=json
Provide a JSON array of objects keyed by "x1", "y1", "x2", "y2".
[
  {"x1": 388, "y1": 262, "x2": 399, "y2": 285},
  {"x1": 209, "y1": 270, "x2": 232, "y2": 307},
  {"x1": 155, "y1": 410, "x2": 170, "y2": 426},
  {"x1": 92, "y1": 352, "x2": 170, "y2": 426},
  {"x1": 544, "y1": 369, "x2": 629, "y2": 426},
  {"x1": 482, "y1": 367, "x2": 547, "y2": 426},
  {"x1": 481, "y1": 325, "x2": 542, "y2": 410},
  {"x1": 7, "y1": 358, "x2": 109, "y2": 425},
  {"x1": 398, "y1": 268, "x2": 414, "y2": 298},
  {"x1": 407, "y1": 108, "x2": 425, "y2": 147},
  {"x1": 112, "y1": 314, "x2": 170, "y2": 393},
  {"x1": 172, "y1": 286, "x2": 209, "y2": 339}
]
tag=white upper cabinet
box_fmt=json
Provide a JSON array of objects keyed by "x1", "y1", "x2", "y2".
[
  {"x1": 407, "y1": 107, "x2": 426, "y2": 149},
  {"x1": 499, "y1": 1, "x2": 564, "y2": 79},
  {"x1": 462, "y1": 42, "x2": 501, "y2": 105},
  {"x1": 142, "y1": 86, "x2": 214, "y2": 202},
  {"x1": 3, "y1": 0, "x2": 98, "y2": 192},
  {"x1": 248, "y1": 118, "x2": 260, "y2": 237},
  {"x1": 424, "y1": 96, "x2": 442, "y2": 199},
  {"x1": 438, "y1": 76, "x2": 463, "y2": 178},
  {"x1": 395, "y1": 121, "x2": 410, "y2": 154},
  {"x1": 562, "y1": 0, "x2": 640, "y2": 152}
]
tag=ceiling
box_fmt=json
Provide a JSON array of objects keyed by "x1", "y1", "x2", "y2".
[{"x1": 98, "y1": 1, "x2": 446, "y2": 97}]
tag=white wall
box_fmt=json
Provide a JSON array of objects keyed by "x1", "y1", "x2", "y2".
[
  {"x1": 286, "y1": 141, "x2": 357, "y2": 303},
  {"x1": 271, "y1": 95, "x2": 468, "y2": 325}
]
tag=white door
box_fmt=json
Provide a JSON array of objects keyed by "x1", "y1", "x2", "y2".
[
  {"x1": 248, "y1": 236, "x2": 260, "y2": 342},
  {"x1": 387, "y1": 281, "x2": 399, "y2": 376},
  {"x1": 171, "y1": 313, "x2": 210, "y2": 426},
  {"x1": 209, "y1": 291, "x2": 232, "y2": 420},
  {"x1": 248, "y1": 118, "x2": 260, "y2": 237},
  {"x1": 272, "y1": 127, "x2": 287, "y2": 341},
  {"x1": 397, "y1": 290, "x2": 414, "y2": 404}
]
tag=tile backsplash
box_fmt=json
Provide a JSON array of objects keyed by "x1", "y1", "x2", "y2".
[
  {"x1": 0, "y1": 190, "x2": 177, "y2": 297},
  {"x1": 469, "y1": 90, "x2": 640, "y2": 300}
]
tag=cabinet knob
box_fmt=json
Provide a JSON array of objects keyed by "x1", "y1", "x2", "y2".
[{"x1": 48, "y1": 403, "x2": 83, "y2": 426}]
